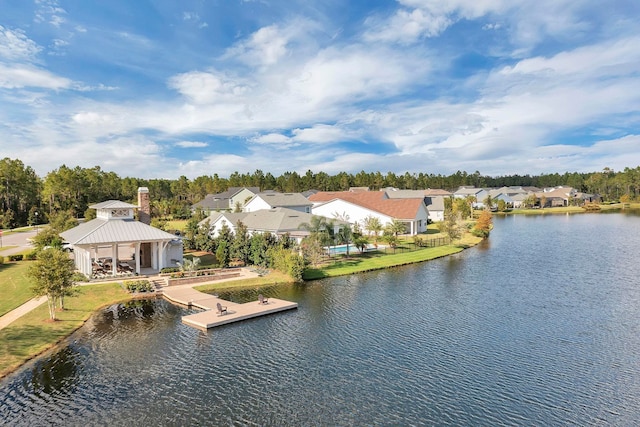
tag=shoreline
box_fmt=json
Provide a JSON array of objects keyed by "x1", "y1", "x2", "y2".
[{"x1": 1, "y1": 234, "x2": 483, "y2": 380}]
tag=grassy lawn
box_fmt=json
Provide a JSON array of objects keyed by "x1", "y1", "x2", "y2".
[
  {"x1": 164, "y1": 219, "x2": 188, "y2": 232},
  {"x1": 194, "y1": 270, "x2": 295, "y2": 293},
  {"x1": 0, "y1": 245, "x2": 18, "y2": 252},
  {"x1": 0, "y1": 282, "x2": 130, "y2": 378},
  {"x1": 304, "y1": 230, "x2": 482, "y2": 280},
  {"x1": 0, "y1": 262, "x2": 34, "y2": 317}
]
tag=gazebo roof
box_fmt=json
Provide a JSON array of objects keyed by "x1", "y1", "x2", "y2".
[
  {"x1": 60, "y1": 218, "x2": 179, "y2": 245},
  {"x1": 90, "y1": 200, "x2": 138, "y2": 209}
]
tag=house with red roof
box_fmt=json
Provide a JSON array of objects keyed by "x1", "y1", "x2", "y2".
[{"x1": 308, "y1": 190, "x2": 429, "y2": 235}]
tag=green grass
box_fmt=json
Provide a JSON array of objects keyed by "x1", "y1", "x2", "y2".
[
  {"x1": 164, "y1": 219, "x2": 188, "y2": 232},
  {"x1": 0, "y1": 282, "x2": 130, "y2": 378},
  {"x1": 303, "y1": 244, "x2": 469, "y2": 280},
  {"x1": 194, "y1": 270, "x2": 295, "y2": 293},
  {"x1": 503, "y1": 206, "x2": 586, "y2": 215},
  {"x1": 0, "y1": 245, "x2": 18, "y2": 252},
  {"x1": 0, "y1": 262, "x2": 34, "y2": 317}
]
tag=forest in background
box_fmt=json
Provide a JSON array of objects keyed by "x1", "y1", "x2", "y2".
[{"x1": 1, "y1": 157, "x2": 639, "y2": 228}]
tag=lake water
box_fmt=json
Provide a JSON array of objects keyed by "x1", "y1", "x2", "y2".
[{"x1": 2, "y1": 212, "x2": 640, "y2": 426}]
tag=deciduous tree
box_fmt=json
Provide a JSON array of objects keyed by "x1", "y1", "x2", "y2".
[{"x1": 28, "y1": 248, "x2": 76, "y2": 320}]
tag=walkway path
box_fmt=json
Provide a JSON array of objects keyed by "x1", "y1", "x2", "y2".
[{"x1": 0, "y1": 296, "x2": 47, "y2": 330}]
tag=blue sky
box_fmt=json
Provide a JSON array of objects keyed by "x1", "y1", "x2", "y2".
[{"x1": 1, "y1": 0, "x2": 639, "y2": 179}]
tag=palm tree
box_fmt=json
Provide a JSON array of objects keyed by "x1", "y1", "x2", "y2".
[
  {"x1": 363, "y1": 215, "x2": 383, "y2": 245},
  {"x1": 300, "y1": 215, "x2": 335, "y2": 248},
  {"x1": 483, "y1": 195, "x2": 494, "y2": 211},
  {"x1": 336, "y1": 224, "x2": 353, "y2": 256},
  {"x1": 387, "y1": 219, "x2": 407, "y2": 238},
  {"x1": 177, "y1": 257, "x2": 201, "y2": 277}
]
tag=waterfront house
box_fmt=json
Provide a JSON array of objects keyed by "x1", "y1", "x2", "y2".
[{"x1": 308, "y1": 191, "x2": 429, "y2": 235}]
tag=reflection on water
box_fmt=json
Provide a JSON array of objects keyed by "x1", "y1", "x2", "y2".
[{"x1": 2, "y1": 212, "x2": 640, "y2": 426}]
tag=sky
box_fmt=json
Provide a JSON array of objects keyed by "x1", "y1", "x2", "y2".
[{"x1": 1, "y1": 0, "x2": 639, "y2": 180}]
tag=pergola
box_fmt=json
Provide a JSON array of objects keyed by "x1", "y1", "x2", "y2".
[{"x1": 60, "y1": 200, "x2": 182, "y2": 278}]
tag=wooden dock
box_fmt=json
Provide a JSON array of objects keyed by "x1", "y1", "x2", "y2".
[{"x1": 162, "y1": 286, "x2": 297, "y2": 330}]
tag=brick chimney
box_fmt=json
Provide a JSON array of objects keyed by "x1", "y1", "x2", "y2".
[{"x1": 137, "y1": 187, "x2": 151, "y2": 225}]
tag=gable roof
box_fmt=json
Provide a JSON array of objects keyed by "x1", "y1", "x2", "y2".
[
  {"x1": 202, "y1": 208, "x2": 347, "y2": 234},
  {"x1": 425, "y1": 196, "x2": 445, "y2": 211},
  {"x1": 60, "y1": 218, "x2": 179, "y2": 245},
  {"x1": 192, "y1": 187, "x2": 260, "y2": 210},
  {"x1": 454, "y1": 187, "x2": 485, "y2": 196},
  {"x1": 384, "y1": 189, "x2": 426, "y2": 199},
  {"x1": 251, "y1": 192, "x2": 313, "y2": 207},
  {"x1": 309, "y1": 191, "x2": 426, "y2": 220},
  {"x1": 423, "y1": 189, "x2": 452, "y2": 196}
]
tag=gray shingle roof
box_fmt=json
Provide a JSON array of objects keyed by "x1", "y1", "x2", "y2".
[
  {"x1": 384, "y1": 189, "x2": 424, "y2": 199},
  {"x1": 60, "y1": 218, "x2": 179, "y2": 245},
  {"x1": 202, "y1": 208, "x2": 347, "y2": 234},
  {"x1": 253, "y1": 192, "x2": 313, "y2": 207}
]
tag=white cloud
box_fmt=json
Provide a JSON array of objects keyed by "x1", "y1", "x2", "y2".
[
  {"x1": 175, "y1": 140, "x2": 209, "y2": 148},
  {"x1": 291, "y1": 124, "x2": 352, "y2": 144},
  {"x1": 250, "y1": 133, "x2": 292, "y2": 145},
  {"x1": 72, "y1": 111, "x2": 113, "y2": 125},
  {"x1": 0, "y1": 64, "x2": 71, "y2": 89},
  {"x1": 168, "y1": 70, "x2": 248, "y2": 104},
  {"x1": 222, "y1": 20, "x2": 320, "y2": 67},
  {"x1": 0, "y1": 26, "x2": 41, "y2": 61},
  {"x1": 34, "y1": 0, "x2": 67, "y2": 27}
]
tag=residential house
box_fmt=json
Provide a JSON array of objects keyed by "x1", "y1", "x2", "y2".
[
  {"x1": 383, "y1": 189, "x2": 445, "y2": 222},
  {"x1": 244, "y1": 192, "x2": 313, "y2": 213},
  {"x1": 308, "y1": 191, "x2": 429, "y2": 235},
  {"x1": 191, "y1": 187, "x2": 260, "y2": 214},
  {"x1": 453, "y1": 187, "x2": 489, "y2": 208},
  {"x1": 538, "y1": 186, "x2": 577, "y2": 207},
  {"x1": 199, "y1": 207, "x2": 345, "y2": 243}
]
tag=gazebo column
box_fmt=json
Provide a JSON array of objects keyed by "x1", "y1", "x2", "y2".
[
  {"x1": 83, "y1": 249, "x2": 91, "y2": 276},
  {"x1": 151, "y1": 242, "x2": 158, "y2": 270},
  {"x1": 135, "y1": 242, "x2": 141, "y2": 275},
  {"x1": 111, "y1": 243, "x2": 118, "y2": 275}
]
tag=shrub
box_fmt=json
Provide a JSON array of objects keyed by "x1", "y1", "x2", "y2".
[
  {"x1": 0, "y1": 255, "x2": 4, "y2": 264},
  {"x1": 123, "y1": 279, "x2": 153, "y2": 293},
  {"x1": 72, "y1": 272, "x2": 89, "y2": 282},
  {"x1": 24, "y1": 250, "x2": 39, "y2": 260},
  {"x1": 8, "y1": 254, "x2": 23, "y2": 261}
]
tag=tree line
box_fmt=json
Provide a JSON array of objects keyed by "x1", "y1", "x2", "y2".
[{"x1": 1, "y1": 157, "x2": 640, "y2": 228}]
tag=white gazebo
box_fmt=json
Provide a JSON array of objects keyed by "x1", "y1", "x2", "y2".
[{"x1": 60, "y1": 200, "x2": 182, "y2": 278}]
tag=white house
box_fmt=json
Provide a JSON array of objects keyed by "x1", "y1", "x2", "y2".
[
  {"x1": 453, "y1": 187, "x2": 489, "y2": 208},
  {"x1": 244, "y1": 192, "x2": 313, "y2": 213},
  {"x1": 308, "y1": 191, "x2": 429, "y2": 235}
]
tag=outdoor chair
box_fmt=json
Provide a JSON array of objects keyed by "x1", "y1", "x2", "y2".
[
  {"x1": 258, "y1": 294, "x2": 269, "y2": 305},
  {"x1": 216, "y1": 302, "x2": 228, "y2": 315}
]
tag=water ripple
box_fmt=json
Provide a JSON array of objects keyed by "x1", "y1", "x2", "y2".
[{"x1": 2, "y1": 213, "x2": 640, "y2": 425}]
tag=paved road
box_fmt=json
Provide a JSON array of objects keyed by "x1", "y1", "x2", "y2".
[{"x1": 0, "y1": 229, "x2": 38, "y2": 256}]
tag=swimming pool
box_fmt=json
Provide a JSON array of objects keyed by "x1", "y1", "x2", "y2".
[{"x1": 325, "y1": 244, "x2": 378, "y2": 255}]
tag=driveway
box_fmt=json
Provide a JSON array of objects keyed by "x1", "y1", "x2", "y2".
[{"x1": 0, "y1": 229, "x2": 38, "y2": 256}]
